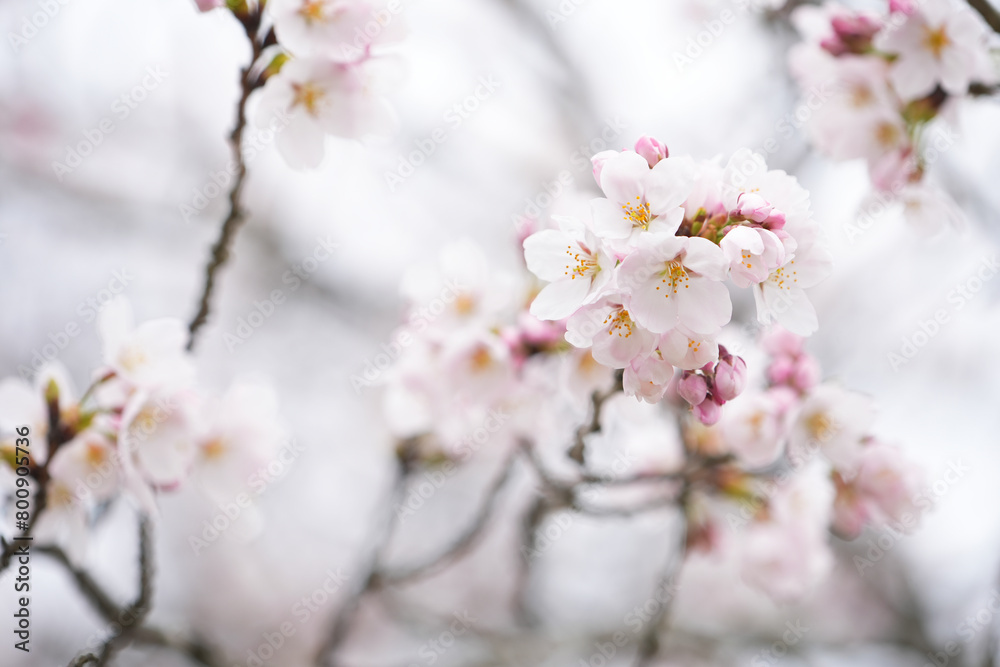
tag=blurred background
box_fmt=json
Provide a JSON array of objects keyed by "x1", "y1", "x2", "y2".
[{"x1": 2, "y1": 0, "x2": 1000, "y2": 664}]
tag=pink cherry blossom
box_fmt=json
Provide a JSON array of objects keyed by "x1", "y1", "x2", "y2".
[
  {"x1": 618, "y1": 235, "x2": 732, "y2": 335},
  {"x1": 523, "y1": 216, "x2": 615, "y2": 321}
]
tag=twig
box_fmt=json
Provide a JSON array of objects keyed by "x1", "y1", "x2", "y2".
[
  {"x1": 37, "y1": 545, "x2": 123, "y2": 621},
  {"x1": 568, "y1": 371, "x2": 623, "y2": 465},
  {"x1": 969, "y1": 0, "x2": 1000, "y2": 34},
  {"x1": 634, "y1": 511, "x2": 688, "y2": 667},
  {"x1": 383, "y1": 450, "x2": 520, "y2": 584},
  {"x1": 513, "y1": 494, "x2": 552, "y2": 628},
  {"x1": 315, "y1": 443, "x2": 419, "y2": 667},
  {"x1": 187, "y1": 9, "x2": 266, "y2": 349},
  {"x1": 95, "y1": 515, "x2": 155, "y2": 666}
]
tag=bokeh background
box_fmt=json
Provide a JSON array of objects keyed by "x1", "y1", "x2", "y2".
[{"x1": 2, "y1": 0, "x2": 1000, "y2": 664}]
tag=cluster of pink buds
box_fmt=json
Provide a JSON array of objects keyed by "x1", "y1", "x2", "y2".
[{"x1": 677, "y1": 346, "x2": 748, "y2": 425}]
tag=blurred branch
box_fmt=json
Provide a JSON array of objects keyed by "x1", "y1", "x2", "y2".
[
  {"x1": 383, "y1": 450, "x2": 520, "y2": 584},
  {"x1": 497, "y1": 0, "x2": 601, "y2": 148},
  {"x1": 969, "y1": 0, "x2": 1000, "y2": 34},
  {"x1": 44, "y1": 519, "x2": 224, "y2": 667},
  {"x1": 187, "y1": 8, "x2": 267, "y2": 349},
  {"x1": 94, "y1": 515, "x2": 155, "y2": 666},
  {"x1": 634, "y1": 514, "x2": 688, "y2": 667},
  {"x1": 568, "y1": 371, "x2": 623, "y2": 465},
  {"x1": 315, "y1": 442, "x2": 419, "y2": 667}
]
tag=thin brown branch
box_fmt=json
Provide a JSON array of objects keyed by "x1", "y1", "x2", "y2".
[
  {"x1": 187, "y1": 11, "x2": 266, "y2": 349},
  {"x1": 634, "y1": 513, "x2": 688, "y2": 667},
  {"x1": 315, "y1": 443, "x2": 419, "y2": 667},
  {"x1": 383, "y1": 450, "x2": 520, "y2": 584},
  {"x1": 37, "y1": 545, "x2": 123, "y2": 621},
  {"x1": 969, "y1": 0, "x2": 1000, "y2": 34},
  {"x1": 95, "y1": 515, "x2": 155, "y2": 666},
  {"x1": 568, "y1": 371, "x2": 623, "y2": 465}
]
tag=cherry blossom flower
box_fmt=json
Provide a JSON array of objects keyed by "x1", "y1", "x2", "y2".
[
  {"x1": 194, "y1": 381, "x2": 288, "y2": 500},
  {"x1": 565, "y1": 294, "x2": 658, "y2": 368},
  {"x1": 752, "y1": 227, "x2": 833, "y2": 336},
  {"x1": 876, "y1": 0, "x2": 997, "y2": 101},
  {"x1": 48, "y1": 431, "x2": 121, "y2": 505},
  {"x1": 623, "y1": 350, "x2": 674, "y2": 403},
  {"x1": 255, "y1": 56, "x2": 402, "y2": 168},
  {"x1": 269, "y1": 0, "x2": 405, "y2": 61},
  {"x1": 0, "y1": 362, "x2": 74, "y2": 465},
  {"x1": 657, "y1": 328, "x2": 719, "y2": 370},
  {"x1": 523, "y1": 216, "x2": 615, "y2": 320},
  {"x1": 740, "y1": 464, "x2": 834, "y2": 601},
  {"x1": 98, "y1": 297, "x2": 194, "y2": 392},
  {"x1": 789, "y1": 384, "x2": 876, "y2": 473},
  {"x1": 618, "y1": 235, "x2": 731, "y2": 335},
  {"x1": 119, "y1": 390, "x2": 201, "y2": 497},
  {"x1": 832, "y1": 441, "x2": 925, "y2": 538},
  {"x1": 590, "y1": 151, "x2": 695, "y2": 244},
  {"x1": 722, "y1": 392, "x2": 786, "y2": 469},
  {"x1": 720, "y1": 226, "x2": 791, "y2": 288}
]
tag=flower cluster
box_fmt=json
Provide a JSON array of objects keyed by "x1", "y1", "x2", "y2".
[
  {"x1": 523, "y1": 136, "x2": 832, "y2": 422},
  {"x1": 683, "y1": 327, "x2": 925, "y2": 600},
  {"x1": 0, "y1": 298, "x2": 286, "y2": 561},
  {"x1": 196, "y1": 0, "x2": 405, "y2": 169},
  {"x1": 378, "y1": 232, "x2": 923, "y2": 602},
  {"x1": 789, "y1": 0, "x2": 998, "y2": 233}
]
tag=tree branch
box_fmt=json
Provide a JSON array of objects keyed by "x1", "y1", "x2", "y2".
[
  {"x1": 634, "y1": 513, "x2": 688, "y2": 667},
  {"x1": 568, "y1": 371, "x2": 623, "y2": 465},
  {"x1": 382, "y1": 450, "x2": 520, "y2": 584},
  {"x1": 969, "y1": 0, "x2": 1000, "y2": 34},
  {"x1": 94, "y1": 515, "x2": 155, "y2": 666},
  {"x1": 315, "y1": 443, "x2": 419, "y2": 667},
  {"x1": 187, "y1": 11, "x2": 266, "y2": 349}
]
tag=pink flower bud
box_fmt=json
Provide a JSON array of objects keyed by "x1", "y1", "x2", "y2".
[
  {"x1": 634, "y1": 136, "x2": 668, "y2": 168},
  {"x1": 733, "y1": 192, "x2": 774, "y2": 223},
  {"x1": 591, "y1": 150, "x2": 619, "y2": 187},
  {"x1": 678, "y1": 373, "x2": 708, "y2": 406},
  {"x1": 792, "y1": 355, "x2": 821, "y2": 393},
  {"x1": 765, "y1": 385, "x2": 799, "y2": 416},
  {"x1": 761, "y1": 327, "x2": 803, "y2": 357},
  {"x1": 889, "y1": 0, "x2": 915, "y2": 14},
  {"x1": 694, "y1": 399, "x2": 721, "y2": 426},
  {"x1": 823, "y1": 13, "x2": 881, "y2": 56},
  {"x1": 767, "y1": 355, "x2": 795, "y2": 385},
  {"x1": 714, "y1": 356, "x2": 747, "y2": 402},
  {"x1": 194, "y1": 0, "x2": 224, "y2": 11}
]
